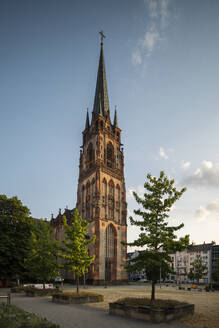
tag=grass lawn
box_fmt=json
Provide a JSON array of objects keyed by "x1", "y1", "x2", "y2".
[{"x1": 68, "y1": 285, "x2": 219, "y2": 328}]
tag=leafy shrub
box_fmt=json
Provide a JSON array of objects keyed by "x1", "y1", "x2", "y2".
[
  {"x1": 24, "y1": 287, "x2": 59, "y2": 296},
  {"x1": 59, "y1": 291, "x2": 101, "y2": 297},
  {"x1": 53, "y1": 291, "x2": 104, "y2": 303},
  {"x1": 0, "y1": 303, "x2": 59, "y2": 328},
  {"x1": 116, "y1": 297, "x2": 188, "y2": 309}
]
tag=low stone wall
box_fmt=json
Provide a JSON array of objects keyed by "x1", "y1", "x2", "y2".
[
  {"x1": 109, "y1": 302, "x2": 194, "y2": 323},
  {"x1": 52, "y1": 293, "x2": 104, "y2": 304}
]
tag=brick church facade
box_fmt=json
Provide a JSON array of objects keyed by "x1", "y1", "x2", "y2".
[{"x1": 52, "y1": 39, "x2": 128, "y2": 284}]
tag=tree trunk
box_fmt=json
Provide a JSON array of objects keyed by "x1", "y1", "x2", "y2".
[
  {"x1": 43, "y1": 282, "x2": 45, "y2": 290},
  {"x1": 151, "y1": 281, "x2": 156, "y2": 301},
  {"x1": 76, "y1": 276, "x2": 79, "y2": 294}
]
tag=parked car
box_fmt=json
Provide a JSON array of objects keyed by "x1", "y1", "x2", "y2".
[
  {"x1": 54, "y1": 277, "x2": 64, "y2": 282},
  {"x1": 23, "y1": 284, "x2": 54, "y2": 289}
]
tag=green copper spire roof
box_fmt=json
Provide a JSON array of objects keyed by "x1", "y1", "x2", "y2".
[
  {"x1": 113, "y1": 107, "x2": 118, "y2": 128},
  {"x1": 93, "y1": 42, "x2": 110, "y2": 118},
  {"x1": 85, "y1": 109, "x2": 90, "y2": 129}
]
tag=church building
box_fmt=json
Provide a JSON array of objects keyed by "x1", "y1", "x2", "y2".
[{"x1": 52, "y1": 36, "x2": 128, "y2": 284}]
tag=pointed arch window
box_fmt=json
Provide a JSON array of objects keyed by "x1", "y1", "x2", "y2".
[
  {"x1": 106, "y1": 225, "x2": 115, "y2": 259},
  {"x1": 87, "y1": 143, "x2": 94, "y2": 167},
  {"x1": 91, "y1": 178, "x2": 95, "y2": 219},
  {"x1": 107, "y1": 142, "x2": 114, "y2": 168},
  {"x1": 108, "y1": 180, "x2": 114, "y2": 220},
  {"x1": 86, "y1": 181, "x2": 91, "y2": 219}
]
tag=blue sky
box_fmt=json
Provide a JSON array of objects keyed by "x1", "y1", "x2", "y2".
[{"x1": 1, "y1": 0, "x2": 219, "y2": 246}]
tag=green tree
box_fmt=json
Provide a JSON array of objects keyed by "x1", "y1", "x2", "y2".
[
  {"x1": 0, "y1": 195, "x2": 33, "y2": 281},
  {"x1": 125, "y1": 171, "x2": 189, "y2": 301},
  {"x1": 187, "y1": 269, "x2": 195, "y2": 282},
  {"x1": 24, "y1": 219, "x2": 58, "y2": 288},
  {"x1": 58, "y1": 209, "x2": 95, "y2": 293},
  {"x1": 190, "y1": 255, "x2": 208, "y2": 284},
  {"x1": 212, "y1": 259, "x2": 219, "y2": 282}
]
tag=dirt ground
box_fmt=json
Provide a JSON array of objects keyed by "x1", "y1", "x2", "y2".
[{"x1": 71, "y1": 285, "x2": 219, "y2": 328}]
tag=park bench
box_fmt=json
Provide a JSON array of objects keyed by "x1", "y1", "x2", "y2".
[{"x1": 0, "y1": 292, "x2": 11, "y2": 304}]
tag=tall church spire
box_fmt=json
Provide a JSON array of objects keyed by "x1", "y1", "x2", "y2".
[
  {"x1": 93, "y1": 35, "x2": 110, "y2": 118},
  {"x1": 114, "y1": 107, "x2": 118, "y2": 128},
  {"x1": 85, "y1": 108, "x2": 90, "y2": 129}
]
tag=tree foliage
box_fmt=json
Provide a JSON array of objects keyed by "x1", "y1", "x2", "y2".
[
  {"x1": 125, "y1": 171, "x2": 189, "y2": 301},
  {"x1": 58, "y1": 209, "x2": 95, "y2": 293},
  {"x1": 189, "y1": 255, "x2": 208, "y2": 284},
  {"x1": 24, "y1": 219, "x2": 58, "y2": 287},
  {"x1": 0, "y1": 195, "x2": 33, "y2": 279}
]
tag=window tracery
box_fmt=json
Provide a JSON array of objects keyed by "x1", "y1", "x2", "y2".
[
  {"x1": 107, "y1": 142, "x2": 114, "y2": 168},
  {"x1": 87, "y1": 143, "x2": 94, "y2": 167},
  {"x1": 105, "y1": 225, "x2": 115, "y2": 259}
]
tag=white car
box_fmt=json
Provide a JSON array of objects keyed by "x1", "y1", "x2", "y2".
[
  {"x1": 24, "y1": 283, "x2": 54, "y2": 289},
  {"x1": 54, "y1": 277, "x2": 64, "y2": 282}
]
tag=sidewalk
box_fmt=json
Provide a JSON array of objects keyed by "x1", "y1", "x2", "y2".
[{"x1": 11, "y1": 293, "x2": 198, "y2": 328}]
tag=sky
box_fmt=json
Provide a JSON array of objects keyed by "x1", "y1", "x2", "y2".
[{"x1": 1, "y1": 0, "x2": 219, "y2": 247}]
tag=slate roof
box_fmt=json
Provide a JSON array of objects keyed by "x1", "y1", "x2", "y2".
[
  {"x1": 93, "y1": 42, "x2": 110, "y2": 118},
  {"x1": 187, "y1": 243, "x2": 213, "y2": 253}
]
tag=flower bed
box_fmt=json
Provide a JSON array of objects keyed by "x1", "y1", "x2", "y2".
[
  {"x1": 52, "y1": 291, "x2": 104, "y2": 304},
  {"x1": 109, "y1": 298, "x2": 194, "y2": 323}
]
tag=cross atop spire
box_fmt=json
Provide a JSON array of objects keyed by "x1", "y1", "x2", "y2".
[{"x1": 99, "y1": 30, "x2": 105, "y2": 44}]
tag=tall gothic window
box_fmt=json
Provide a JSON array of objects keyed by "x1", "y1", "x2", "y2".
[
  {"x1": 87, "y1": 143, "x2": 93, "y2": 167},
  {"x1": 108, "y1": 180, "x2": 114, "y2": 220},
  {"x1": 107, "y1": 142, "x2": 114, "y2": 168},
  {"x1": 102, "y1": 178, "x2": 107, "y2": 218},
  {"x1": 109, "y1": 180, "x2": 114, "y2": 196},
  {"x1": 86, "y1": 181, "x2": 90, "y2": 220},
  {"x1": 105, "y1": 225, "x2": 115, "y2": 259},
  {"x1": 91, "y1": 178, "x2": 95, "y2": 219},
  {"x1": 116, "y1": 185, "x2": 120, "y2": 222}
]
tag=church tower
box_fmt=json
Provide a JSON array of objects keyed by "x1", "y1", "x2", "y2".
[{"x1": 76, "y1": 37, "x2": 127, "y2": 284}]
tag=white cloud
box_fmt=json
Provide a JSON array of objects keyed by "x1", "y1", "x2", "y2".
[
  {"x1": 194, "y1": 206, "x2": 210, "y2": 221},
  {"x1": 133, "y1": 0, "x2": 170, "y2": 64},
  {"x1": 203, "y1": 160, "x2": 213, "y2": 169},
  {"x1": 127, "y1": 188, "x2": 136, "y2": 199},
  {"x1": 181, "y1": 161, "x2": 191, "y2": 170},
  {"x1": 160, "y1": 0, "x2": 169, "y2": 27},
  {"x1": 159, "y1": 147, "x2": 168, "y2": 159},
  {"x1": 194, "y1": 199, "x2": 219, "y2": 221},
  {"x1": 206, "y1": 200, "x2": 219, "y2": 212},
  {"x1": 146, "y1": 0, "x2": 158, "y2": 17},
  {"x1": 183, "y1": 160, "x2": 219, "y2": 187},
  {"x1": 127, "y1": 185, "x2": 144, "y2": 199},
  {"x1": 142, "y1": 24, "x2": 160, "y2": 54},
  {"x1": 132, "y1": 49, "x2": 142, "y2": 66},
  {"x1": 137, "y1": 185, "x2": 144, "y2": 197}
]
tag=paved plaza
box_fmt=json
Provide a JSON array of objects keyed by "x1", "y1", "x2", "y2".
[{"x1": 0, "y1": 286, "x2": 202, "y2": 328}]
